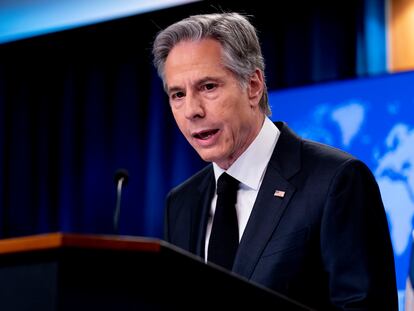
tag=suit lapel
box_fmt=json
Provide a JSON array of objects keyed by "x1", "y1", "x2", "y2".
[
  {"x1": 232, "y1": 122, "x2": 302, "y2": 278},
  {"x1": 191, "y1": 166, "x2": 215, "y2": 258}
]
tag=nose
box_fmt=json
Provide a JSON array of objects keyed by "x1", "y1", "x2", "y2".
[{"x1": 184, "y1": 93, "x2": 205, "y2": 120}]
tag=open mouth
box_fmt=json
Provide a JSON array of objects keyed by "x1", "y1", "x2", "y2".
[{"x1": 193, "y1": 129, "x2": 219, "y2": 140}]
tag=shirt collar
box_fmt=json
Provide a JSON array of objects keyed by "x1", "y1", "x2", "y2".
[{"x1": 213, "y1": 117, "x2": 280, "y2": 190}]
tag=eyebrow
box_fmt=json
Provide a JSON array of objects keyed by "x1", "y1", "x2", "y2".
[
  {"x1": 197, "y1": 76, "x2": 222, "y2": 86},
  {"x1": 167, "y1": 86, "x2": 183, "y2": 95},
  {"x1": 167, "y1": 76, "x2": 223, "y2": 94}
]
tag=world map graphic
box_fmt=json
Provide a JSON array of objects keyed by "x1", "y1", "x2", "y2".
[{"x1": 269, "y1": 70, "x2": 414, "y2": 310}]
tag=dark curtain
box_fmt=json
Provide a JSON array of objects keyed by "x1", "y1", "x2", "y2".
[{"x1": 0, "y1": 0, "x2": 377, "y2": 238}]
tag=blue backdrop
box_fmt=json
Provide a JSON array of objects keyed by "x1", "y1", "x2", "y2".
[{"x1": 0, "y1": 0, "x2": 378, "y2": 238}]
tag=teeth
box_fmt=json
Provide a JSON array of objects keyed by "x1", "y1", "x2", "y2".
[
  {"x1": 202, "y1": 133, "x2": 212, "y2": 140},
  {"x1": 195, "y1": 129, "x2": 218, "y2": 140}
]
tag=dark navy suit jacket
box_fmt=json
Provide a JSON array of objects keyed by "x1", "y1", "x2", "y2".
[{"x1": 165, "y1": 122, "x2": 398, "y2": 310}]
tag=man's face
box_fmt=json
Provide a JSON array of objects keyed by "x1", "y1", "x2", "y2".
[{"x1": 164, "y1": 38, "x2": 264, "y2": 169}]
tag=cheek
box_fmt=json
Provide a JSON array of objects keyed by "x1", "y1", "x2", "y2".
[
  {"x1": 221, "y1": 124, "x2": 237, "y2": 147},
  {"x1": 172, "y1": 112, "x2": 187, "y2": 134},
  {"x1": 172, "y1": 108, "x2": 183, "y2": 123}
]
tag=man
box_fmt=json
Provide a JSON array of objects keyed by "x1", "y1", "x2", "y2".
[{"x1": 152, "y1": 12, "x2": 397, "y2": 310}]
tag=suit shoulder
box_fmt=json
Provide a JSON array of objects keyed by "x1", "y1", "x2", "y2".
[
  {"x1": 301, "y1": 138, "x2": 375, "y2": 182},
  {"x1": 277, "y1": 121, "x2": 355, "y2": 165},
  {"x1": 168, "y1": 164, "x2": 213, "y2": 197},
  {"x1": 300, "y1": 138, "x2": 377, "y2": 179},
  {"x1": 275, "y1": 121, "x2": 364, "y2": 178},
  {"x1": 302, "y1": 138, "x2": 357, "y2": 165}
]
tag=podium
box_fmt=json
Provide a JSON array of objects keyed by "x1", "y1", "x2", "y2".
[{"x1": 0, "y1": 233, "x2": 313, "y2": 310}]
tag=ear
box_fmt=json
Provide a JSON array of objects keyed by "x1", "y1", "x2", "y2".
[{"x1": 248, "y1": 69, "x2": 264, "y2": 107}]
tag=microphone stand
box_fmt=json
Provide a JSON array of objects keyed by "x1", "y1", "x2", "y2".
[{"x1": 113, "y1": 169, "x2": 129, "y2": 235}]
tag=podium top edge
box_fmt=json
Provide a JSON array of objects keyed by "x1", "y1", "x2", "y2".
[{"x1": 0, "y1": 232, "x2": 163, "y2": 255}]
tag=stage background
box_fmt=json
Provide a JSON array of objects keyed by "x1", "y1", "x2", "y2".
[
  {"x1": 0, "y1": 0, "x2": 373, "y2": 237},
  {"x1": 1, "y1": 0, "x2": 411, "y2": 309}
]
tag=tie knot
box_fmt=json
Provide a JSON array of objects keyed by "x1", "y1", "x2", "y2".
[{"x1": 217, "y1": 173, "x2": 240, "y2": 195}]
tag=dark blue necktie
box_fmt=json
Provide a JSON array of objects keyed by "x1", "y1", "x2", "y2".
[{"x1": 208, "y1": 172, "x2": 240, "y2": 270}]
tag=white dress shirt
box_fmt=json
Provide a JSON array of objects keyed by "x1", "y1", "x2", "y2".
[{"x1": 205, "y1": 117, "x2": 280, "y2": 261}]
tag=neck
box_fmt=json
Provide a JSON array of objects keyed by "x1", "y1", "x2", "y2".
[{"x1": 216, "y1": 114, "x2": 265, "y2": 170}]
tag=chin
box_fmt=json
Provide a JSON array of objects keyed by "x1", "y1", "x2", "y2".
[
  {"x1": 196, "y1": 151, "x2": 220, "y2": 164},
  {"x1": 198, "y1": 154, "x2": 215, "y2": 163}
]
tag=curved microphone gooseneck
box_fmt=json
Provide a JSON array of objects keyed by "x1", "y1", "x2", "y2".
[{"x1": 113, "y1": 169, "x2": 129, "y2": 234}]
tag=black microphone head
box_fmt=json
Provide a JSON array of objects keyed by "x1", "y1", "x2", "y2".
[{"x1": 114, "y1": 169, "x2": 129, "y2": 185}]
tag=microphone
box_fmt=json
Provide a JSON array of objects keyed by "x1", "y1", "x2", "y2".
[{"x1": 113, "y1": 169, "x2": 129, "y2": 234}]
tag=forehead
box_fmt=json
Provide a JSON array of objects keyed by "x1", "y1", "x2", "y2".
[
  {"x1": 167, "y1": 38, "x2": 223, "y2": 65},
  {"x1": 164, "y1": 39, "x2": 227, "y2": 84}
]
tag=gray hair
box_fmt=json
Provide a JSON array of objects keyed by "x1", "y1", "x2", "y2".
[{"x1": 152, "y1": 12, "x2": 271, "y2": 116}]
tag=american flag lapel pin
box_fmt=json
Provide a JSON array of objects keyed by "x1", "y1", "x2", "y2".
[{"x1": 274, "y1": 190, "x2": 285, "y2": 198}]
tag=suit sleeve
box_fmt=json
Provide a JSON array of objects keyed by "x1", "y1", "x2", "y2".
[
  {"x1": 164, "y1": 191, "x2": 173, "y2": 242},
  {"x1": 320, "y1": 159, "x2": 398, "y2": 310}
]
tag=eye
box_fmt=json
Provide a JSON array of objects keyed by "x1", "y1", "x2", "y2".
[
  {"x1": 171, "y1": 91, "x2": 185, "y2": 100},
  {"x1": 202, "y1": 83, "x2": 217, "y2": 91}
]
